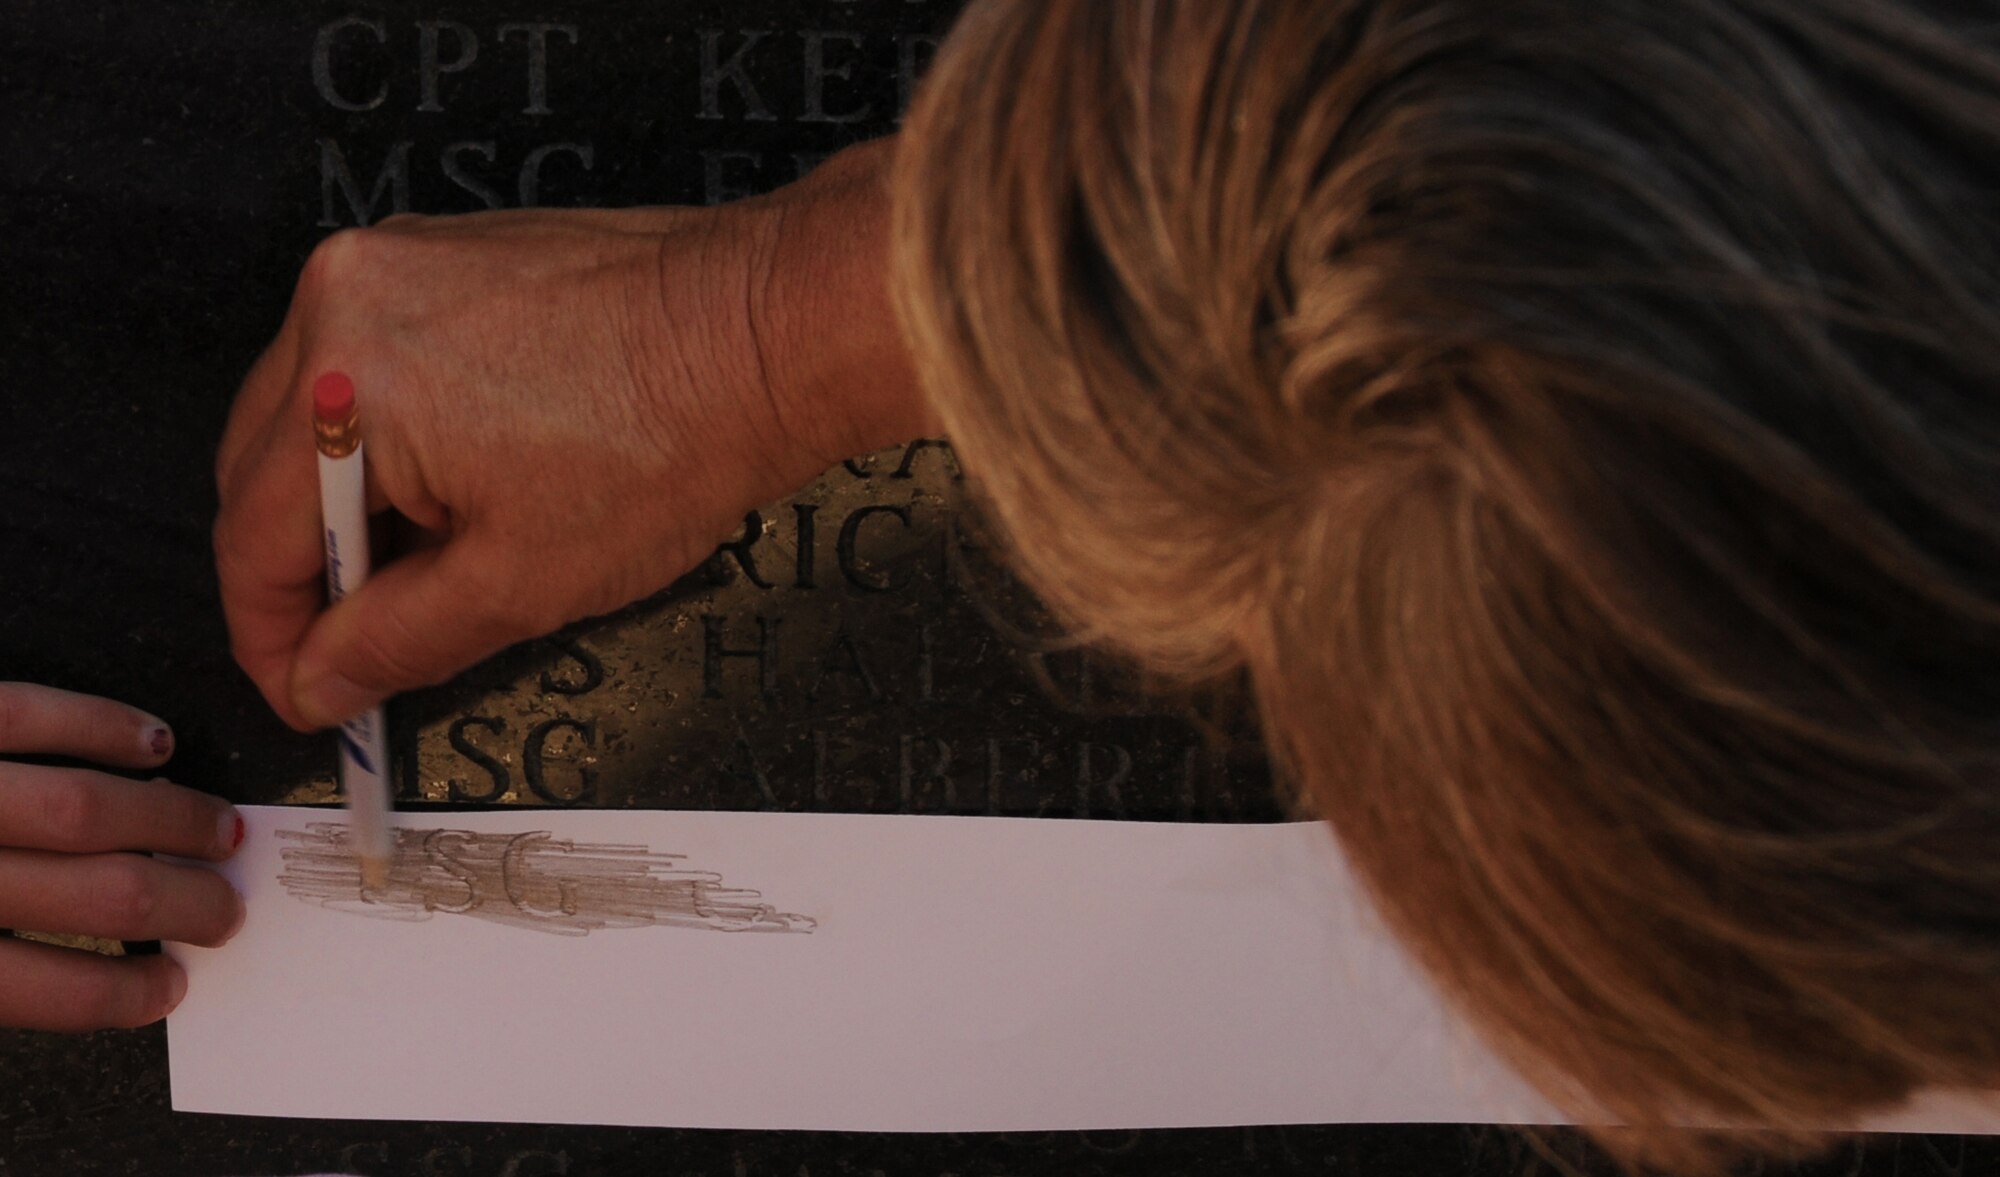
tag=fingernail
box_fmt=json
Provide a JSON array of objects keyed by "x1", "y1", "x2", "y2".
[
  {"x1": 144, "y1": 724, "x2": 172, "y2": 760},
  {"x1": 220, "y1": 808, "x2": 245, "y2": 855},
  {"x1": 223, "y1": 891, "x2": 247, "y2": 943},
  {"x1": 295, "y1": 667, "x2": 377, "y2": 728},
  {"x1": 163, "y1": 963, "x2": 189, "y2": 1015}
]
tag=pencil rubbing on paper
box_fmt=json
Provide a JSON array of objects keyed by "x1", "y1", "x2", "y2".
[{"x1": 276, "y1": 823, "x2": 816, "y2": 935}]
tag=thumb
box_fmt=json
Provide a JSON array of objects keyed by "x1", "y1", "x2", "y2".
[{"x1": 288, "y1": 537, "x2": 535, "y2": 728}]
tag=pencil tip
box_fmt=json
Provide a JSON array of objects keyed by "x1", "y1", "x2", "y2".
[{"x1": 360, "y1": 855, "x2": 390, "y2": 891}]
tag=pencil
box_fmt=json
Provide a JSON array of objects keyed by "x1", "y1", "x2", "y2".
[{"x1": 311, "y1": 370, "x2": 394, "y2": 890}]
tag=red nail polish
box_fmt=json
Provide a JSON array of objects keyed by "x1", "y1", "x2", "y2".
[
  {"x1": 231, "y1": 814, "x2": 245, "y2": 850},
  {"x1": 148, "y1": 726, "x2": 171, "y2": 757}
]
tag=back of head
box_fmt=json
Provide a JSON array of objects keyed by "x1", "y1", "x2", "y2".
[{"x1": 893, "y1": 0, "x2": 2000, "y2": 1167}]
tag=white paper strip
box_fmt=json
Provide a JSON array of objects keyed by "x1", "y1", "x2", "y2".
[{"x1": 167, "y1": 806, "x2": 2000, "y2": 1135}]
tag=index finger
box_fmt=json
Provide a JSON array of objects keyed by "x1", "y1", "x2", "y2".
[
  {"x1": 0, "y1": 683, "x2": 174, "y2": 769},
  {"x1": 213, "y1": 402, "x2": 331, "y2": 732},
  {"x1": 0, "y1": 765, "x2": 241, "y2": 862}
]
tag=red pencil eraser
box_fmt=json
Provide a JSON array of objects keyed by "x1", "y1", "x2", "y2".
[{"x1": 312, "y1": 371, "x2": 355, "y2": 422}]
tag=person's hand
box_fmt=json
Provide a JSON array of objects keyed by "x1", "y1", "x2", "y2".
[
  {"x1": 215, "y1": 138, "x2": 927, "y2": 731},
  {"x1": 0, "y1": 683, "x2": 244, "y2": 1031}
]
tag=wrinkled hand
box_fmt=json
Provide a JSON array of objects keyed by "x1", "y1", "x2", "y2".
[
  {"x1": 0, "y1": 684, "x2": 243, "y2": 1031},
  {"x1": 215, "y1": 140, "x2": 922, "y2": 730}
]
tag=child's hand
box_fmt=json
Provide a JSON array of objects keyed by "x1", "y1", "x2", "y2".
[{"x1": 0, "y1": 683, "x2": 245, "y2": 1031}]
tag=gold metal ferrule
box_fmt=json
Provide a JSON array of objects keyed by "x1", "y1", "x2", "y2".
[{"x1": 314, "y1": 407, "x2": 360, "y2": 458}]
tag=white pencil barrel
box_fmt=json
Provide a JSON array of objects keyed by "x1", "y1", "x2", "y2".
[{"x1": 317, "y1": 443, "x2": 393, "y2": 869}]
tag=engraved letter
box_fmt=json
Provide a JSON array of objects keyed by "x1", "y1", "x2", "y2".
[
  {"x1": 539, "y1": 635, "x2": 605, "y2": 696},
  {"x1": 518, "y1": 142, "x2": 594, "y2": 207},
  {"x1": 699, "y1": 30, "x2": 776, "y2": 121},
  {"x1": 898, "y1": 735, "x2": 954, "y2": 811},
  {"x1": 985, "y1": 737, "x2": 1042, "y2": 816},
  {"x1": 313, "y1": 16, "x2": 388, "y2": 112},
  {"x1": 806, "y1": 625, "x2": 881, "y2": 701},
  {"x1": 499, "y1": 22, "x2": 578, "y2": 115},
  {"x1": 417, "y1": 20, "x2": 478, "y2": 113},
  {"x1": 800, "y1": 31, "x2": 872, "y2": 124},
  {"x1": 702, "y1": 615, "x2": 779, "y2": 701},
  {"x1": 441, "y1": 140, "x2": 503, "y2": 209},
  {"x1": 837, "y1": 504, "x2": 913, "y2": 592},
  {"x1": 319, "y1": 138, "x2": 411, "y2": 228},
  {"x1": 701, "y1": 149, "x2": 763, "y2": 206},
  {"x1": 792, "y1": 502, "x2": 819, "y2": 588},
  {"x1": 721, "y1": 738, "x2": 781, "y2": 809},
  {"x1": 892, "y1": 436, "x2": 957, "y2": 479},
  {"x1": 523, "y1": 717, "x2": 596, "y2": 804},
  {"x1": 711, "y1": 510, "x2": 774, "y2": 588},
  {"x1": 1075, "y1": 741, "x2": 1132, "y2": 819},
  {"x1": 445, "y1": 715, "x2": 508, "y2": 802}
]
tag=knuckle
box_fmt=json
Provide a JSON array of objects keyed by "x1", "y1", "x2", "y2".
[
  {"x1": 36, "y1": 778, "x2": 104, "y2": 850},
  {"x1": 86, "y1": 858, "x2": 159, "y2": 939},
  {"x1": 299, "y1": 227, "x2": 374, "y2": 293},
  {"x1": 90, "y1": 962, "x2": 169, "y2": 1029},
  {"x1": 56, "y1": 698, "x2": 109, "y2": 751}
]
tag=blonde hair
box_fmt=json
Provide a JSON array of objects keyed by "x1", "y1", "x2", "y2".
[{"x1": 891, "y1": 0, "x2": 2000, "y2": 1169}]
